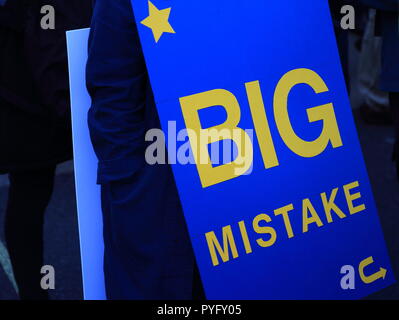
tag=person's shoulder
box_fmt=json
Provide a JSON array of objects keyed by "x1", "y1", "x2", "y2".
[
  {"x1": 94, "y1": 0, "x2": 132, "y2": 12},
  {"x1": 93, "y1": 0, "x2": 133, "y2": 23}
]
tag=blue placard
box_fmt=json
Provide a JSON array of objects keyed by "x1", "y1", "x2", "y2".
[{"x1": 131, "y1": 0, "x2": 395, "y2": 299}]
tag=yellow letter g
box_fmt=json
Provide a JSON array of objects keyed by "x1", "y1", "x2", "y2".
[{"x1": 274, "y1": 68, "x2": 343, "y2": 158}]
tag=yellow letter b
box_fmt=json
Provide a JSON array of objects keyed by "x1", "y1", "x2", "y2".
[{"x1": 179, "y1": 89, "x2": 253, "y2": 188}]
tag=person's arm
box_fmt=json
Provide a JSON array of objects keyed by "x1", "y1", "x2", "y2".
[{"x1": 86, "y1": 0, "x2": 147, "y2": 184}]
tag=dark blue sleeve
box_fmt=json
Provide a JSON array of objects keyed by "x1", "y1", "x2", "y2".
[{"x1": 86, "y1": 0, "x2": 147, "y2": 184}]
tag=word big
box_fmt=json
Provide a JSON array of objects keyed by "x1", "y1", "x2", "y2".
[{"x1": 179, "y1": 68, "x2": 344, "y2": 188}]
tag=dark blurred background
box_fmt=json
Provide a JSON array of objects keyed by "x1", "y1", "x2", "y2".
[{"x1": 0, "y1": 0, "x2": 399, "y2": 300}]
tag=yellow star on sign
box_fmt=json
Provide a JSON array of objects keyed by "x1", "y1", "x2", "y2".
[{"x1": 141, "y1": 1, "x2": 175, "y2": 43}]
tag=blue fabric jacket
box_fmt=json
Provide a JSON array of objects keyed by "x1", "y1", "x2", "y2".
[
  {"x1": 360, "y1": 0, "x2": 399, "y2": 92},
  {"x1": 86, "y1": 0, "x2": 195, "y2": 299}
]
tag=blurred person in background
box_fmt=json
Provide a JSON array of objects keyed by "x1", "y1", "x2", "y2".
[
  {"x1": 0, "y1": 0, "x2": 92, "y2": 299},
  {"x1": 329, "y1": 0, "x2": 369, "y2": 91},
  {"x1": 357, "y1": 8, "x2": 391, "y2": 124},
  {"x1": 359, "y1": 0, "x2": 399, "y2": 180},
  {"x1": 329, "y1": 0, "x2": 352, "y2": 89}
]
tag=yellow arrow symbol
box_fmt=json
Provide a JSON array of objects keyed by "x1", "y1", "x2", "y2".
[{"x1": 359, "y1": 256, "x2": 387, "y2": 284}]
